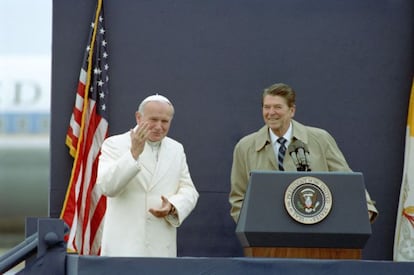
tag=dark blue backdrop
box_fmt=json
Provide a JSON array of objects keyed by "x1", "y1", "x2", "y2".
[{"x1": 51, "y1": 0, "x2": 413, "y2": 260}]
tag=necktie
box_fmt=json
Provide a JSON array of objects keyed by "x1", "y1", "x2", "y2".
[{"x1": 277, "y1": 137, "x2": 287, "y2": 171}]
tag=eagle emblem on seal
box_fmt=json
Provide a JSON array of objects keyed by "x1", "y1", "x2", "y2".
[{"x1": 284, "y1": 176, "x2": 332, "y2": 224}]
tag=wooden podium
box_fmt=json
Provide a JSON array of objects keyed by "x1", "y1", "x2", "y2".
[{"x1": 236, "y1": 171, "x2": 372, "y2": 260}]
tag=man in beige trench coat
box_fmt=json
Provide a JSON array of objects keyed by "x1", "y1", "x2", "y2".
[{"x1": 229, "y1": 83, "x2": 378, "y2": 224}]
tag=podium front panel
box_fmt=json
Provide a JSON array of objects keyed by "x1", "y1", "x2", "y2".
[{"x1": 236, "y1": 171, "x2": 372, "y2": 248}]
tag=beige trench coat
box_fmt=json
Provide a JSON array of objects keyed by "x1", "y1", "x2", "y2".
[{"x1": 229, "y1": 120, "x2": 378, "y2": 223}]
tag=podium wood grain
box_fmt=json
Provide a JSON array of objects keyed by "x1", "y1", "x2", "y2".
[{"x1": 244, "y1": 247, "x2": 361, "y2": 259}]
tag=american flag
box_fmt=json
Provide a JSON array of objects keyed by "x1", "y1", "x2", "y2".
[{"x1": 60, "y1": 0, "x2": 109, "y2": 255}]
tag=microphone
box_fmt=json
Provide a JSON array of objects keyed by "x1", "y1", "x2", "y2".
[
  {"x1": 288, "y1": 139, "x2": 311, "y2": 171},
  {"x1": 288, "y1": 142, "x2": 300, "y2": 168}
]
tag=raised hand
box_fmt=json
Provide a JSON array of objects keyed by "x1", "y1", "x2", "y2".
[{"x1": 130, "y1": 122, "x2": 150, "y2": 159}]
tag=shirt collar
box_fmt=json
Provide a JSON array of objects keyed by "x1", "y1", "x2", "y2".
[
  {"x1": 255, "y1": 122, "x2": 293, "y2": 152},
  {"x1": 269, "y1": 122, "x2": 293, "y2": 147}
]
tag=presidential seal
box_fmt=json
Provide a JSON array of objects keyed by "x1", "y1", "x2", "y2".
[{"x1": 284, "y1": 176, "x2": 332, "y2": 224}]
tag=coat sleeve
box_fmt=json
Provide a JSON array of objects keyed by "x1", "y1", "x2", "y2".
[
  {"x1": 164, "y1": 149, "x2": 199, "y2": 227},
  {"x1": 323, "y1": 131, "x2": 379, "y2": 222},
  {"x1": 229, "y1": 142, "x2": 249, "y2": 223},
  {"x1": 96, "y1": 136, "x2": 141, "y2": 197}
]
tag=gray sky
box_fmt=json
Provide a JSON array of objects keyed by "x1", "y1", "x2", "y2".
[
  {"x1": 0, "y1": 0, "x2": 51, "y2": 113},
  {"x1": 0, "y1": 0, "x2": 52, "y2": 55}
]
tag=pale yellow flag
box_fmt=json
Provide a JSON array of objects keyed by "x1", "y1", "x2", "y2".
[{"x1": 394, "y1": 81, "x2": 414, "y2": 261}]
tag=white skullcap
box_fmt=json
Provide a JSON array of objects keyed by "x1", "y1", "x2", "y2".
[
  {"x1": 141, "y1": 94, "x2": 171, "y2": 105},
  {"x1": 138, "y1": 93, "x2": 173, "y2": 113}
]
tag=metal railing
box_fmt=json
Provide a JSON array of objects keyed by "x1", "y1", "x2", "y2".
[
  {"x1": 0, "y1": 233, "x2": 37, "y2": 273},
  {"x1": 0, "y1": 218, "x2": 66, "y2": 274}
]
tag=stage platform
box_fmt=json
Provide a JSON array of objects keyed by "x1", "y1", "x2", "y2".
[
  {"x1": 66, "y1": 255, "x2": 414, "y2": 275},
  {"x1": 7, "y1": 216, "x2": 413, "y2": 274}
]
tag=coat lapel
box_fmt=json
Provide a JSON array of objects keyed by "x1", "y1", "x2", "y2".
[
  {"x1": 264, "y1": 143, "x2": 278, "y2": 170},
  {"x1": 139, "y1": 145, "x2": 157, "y2": 190},
  {"x1": 147, "y1": 139, "x2": 174, "y2": 190}
]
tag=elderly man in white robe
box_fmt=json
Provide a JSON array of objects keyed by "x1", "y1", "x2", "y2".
[{"x1": 97, "y1": 94, "x2": 199, "y2": 257}]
